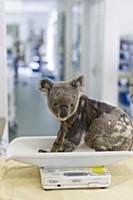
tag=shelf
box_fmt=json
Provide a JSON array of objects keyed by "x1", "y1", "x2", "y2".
[
  {"x1": 119, "y1": 60, "x2": 133, "y2": 64},
  {"x1": 118, "y1": 88, "x2": 129, "y2": 92}
]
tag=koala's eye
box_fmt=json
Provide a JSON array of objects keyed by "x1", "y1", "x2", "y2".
[
  {"x1": 54, "y1": 102, "x2": 58, "y2": 106},
  {"x1": 70, "y1": 104, "x2": 74, "y2": 108}
]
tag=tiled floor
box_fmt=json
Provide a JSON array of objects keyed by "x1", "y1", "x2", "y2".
[{"x1": 10, "y1": 73, "x2": 59, "y2": 141}]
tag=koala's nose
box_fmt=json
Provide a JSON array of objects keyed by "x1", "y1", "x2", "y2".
[{"x1": 60, "y1": 105, "x2": 68, "y2": 118}]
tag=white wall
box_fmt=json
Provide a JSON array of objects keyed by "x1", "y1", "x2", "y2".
[
  {"x1": 0, "y1": 1, "x2": 8, "y2": 118},
  {"x1": 118, "y1": 0, "x2": 133, "y2": 35},
  {"x1": 0, "y1": 0, "x2": 8, "y2": 142},
  {"x1": 64, "y1": 0, "x2": 105, "y2": 100},
  {"x1": 101, "y1": 0, "x2": 120, "y2": 105},
  {"x1": 64, "y1": 0, "x2": 120, "y2": 105},
  {"x1": 64, "y1": 0, "x2": 87, "y2": 80},
  {"x1": 82, "y1": 0, "x2": 105, "y2": 100}
]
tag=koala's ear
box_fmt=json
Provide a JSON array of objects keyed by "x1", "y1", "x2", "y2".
[
  {"x1": 70, "y1": 75, "x2": 85, "y2": 89},
  {"x1": 39, "y1": 78, "x2": 54, "y2": 94}
]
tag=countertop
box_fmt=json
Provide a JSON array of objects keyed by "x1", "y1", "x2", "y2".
[{"x1": 0, "y1": 157, "x2": 133, "y2": 200}]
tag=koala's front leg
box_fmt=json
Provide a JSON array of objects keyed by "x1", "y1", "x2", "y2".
[
  {"x1": 51, "y1": 135, "x2": 77, "y2": 152},
  {"x1": 50, "y1": 125, "x2": 81, "y2": 152},
  {"x1": 50, "y1": 126, "x2": 65, "y2": 152}
]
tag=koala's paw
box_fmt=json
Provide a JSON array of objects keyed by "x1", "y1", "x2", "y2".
[
  {"x1": 57, "y1": 141, "x2": 77, "y2": 152},
  {"x1": 50, "y1": 143, "x2": 60, "y2": 152}
]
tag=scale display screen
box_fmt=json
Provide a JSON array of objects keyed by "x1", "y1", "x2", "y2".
[{"x1": 64, "y1": 172, "x2": 88, "y2": 176}]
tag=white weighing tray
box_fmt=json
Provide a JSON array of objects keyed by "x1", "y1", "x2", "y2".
[{"x1": 7, "y1": 136, "x2": 133, "y2": 168}]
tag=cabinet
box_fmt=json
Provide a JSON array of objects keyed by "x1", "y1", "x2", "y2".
[{"x1": 118, "y1": 36, "x2": 133, "y2": 115}]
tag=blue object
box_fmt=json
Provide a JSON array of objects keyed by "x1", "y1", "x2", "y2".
[{"x1": 118, "y1": 92, "x2": 130, "y2": 106}]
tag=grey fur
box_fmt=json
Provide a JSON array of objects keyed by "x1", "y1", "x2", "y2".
[{"x1": 39, "y1": 76, "x2": 133, "y2": 152}]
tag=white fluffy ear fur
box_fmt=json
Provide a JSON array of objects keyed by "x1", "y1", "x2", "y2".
[
  {"x1": 39, "y1": 78, "x2": 54, "y2": 94},
  {"x1": 70, "y1": 75, "x2": 85, "y2": 90}
]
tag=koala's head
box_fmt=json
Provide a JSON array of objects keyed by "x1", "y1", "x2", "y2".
[{"x1": 39, "y1": 75, "x2": 84, "y2": 121}]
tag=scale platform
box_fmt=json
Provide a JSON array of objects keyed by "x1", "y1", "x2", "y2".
[{"x1": 7, "y1": 136, "x2": 133, "y2": 168}]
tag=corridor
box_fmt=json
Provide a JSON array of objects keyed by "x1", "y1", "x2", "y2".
[{"x1": 10, "y1": 72, "x2": 59, "y2": 140}]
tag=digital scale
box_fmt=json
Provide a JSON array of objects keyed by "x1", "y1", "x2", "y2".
[
  {"x1": 7, "y1": 136, "x2": 133, "y2": 190},
  {"x1": 40, "y1": 166, "x2": 111, "y2": 190}
]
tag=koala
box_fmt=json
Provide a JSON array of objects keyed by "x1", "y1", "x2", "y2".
[{"x1": 39, "y1": 75, "x2": 133, "y2": 152}]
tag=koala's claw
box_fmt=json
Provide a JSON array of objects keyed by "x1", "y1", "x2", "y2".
[{"x1": 38, "y1": 149, "x2": 47, "y2": 153}]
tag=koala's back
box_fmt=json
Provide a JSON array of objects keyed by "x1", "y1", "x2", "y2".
[{"x1": 81, "y1": 96, "x2": 133, "y2": 151}]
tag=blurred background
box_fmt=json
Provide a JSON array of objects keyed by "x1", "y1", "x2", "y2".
[
  {"x1": 6, "y1": 0, "x2": 103, "y2": 142},
  {"x1": 1, "y1": 0, "x2": 133, "y2": 145}
]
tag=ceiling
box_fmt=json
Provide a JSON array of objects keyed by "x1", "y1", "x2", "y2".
[{"x1": 5, "y1": 0, "x2": 61, "y2": 13}]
